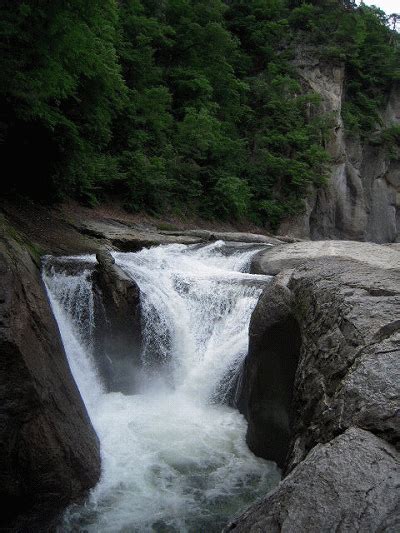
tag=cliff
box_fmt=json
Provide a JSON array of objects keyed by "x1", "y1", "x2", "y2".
[{"x1": 279, "y1": 50, "x2": 400, "y2": 243}]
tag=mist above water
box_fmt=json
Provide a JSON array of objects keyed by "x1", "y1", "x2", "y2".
[{"x1": 43, "y1": 241, "x2": 280, "y2": 532}]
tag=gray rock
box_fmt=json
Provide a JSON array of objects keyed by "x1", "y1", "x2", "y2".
[
  {"x1": 0, "y1": 217, "x2": 100, "y2": 530},
  {"x1": 233, "y1": 249, "x2": 400, "y2": 530},
  {"x1": 161, "y1": 229, "x2": 283, "y2": 245},
  {"x1": 287, "y1": 258, "x2": 400, "y2": 471},
  {"x1": 386, "y1": 243, "x2": 400, "y2": 251},
  {"x1": 278, "y1": 49, "x2": 400, "y2": 243},
  {"x1": 226, "y1": 428, "x2": 400, "y2": 533},
  {"x1": 92, "y1": 250, "x2": 142, "y2": 394},
  {"x1": 246, "y1": 249, "x2": 400, "y2": 471},
  {"x1": 251, "y1": 240, "x2": 400, "y2": 276},
  {"x1": 76, "y1": 220, "x2": 202, "y2": 251}
]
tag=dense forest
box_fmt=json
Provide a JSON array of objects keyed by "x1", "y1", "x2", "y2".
[{"x1": 1, "y1": 0, "x2": 399, "y2": 228}]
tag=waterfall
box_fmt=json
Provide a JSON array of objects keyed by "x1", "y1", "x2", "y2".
[{"x1": 43, "y1": 241, "x2": 280, "y2": 533}]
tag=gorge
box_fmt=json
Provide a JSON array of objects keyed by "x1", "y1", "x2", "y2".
[
  {"x1": 42, "y1": 242, "x2": 281, "y2": 531},
  {"x1": 0, "y1": 213, "x2": 399, "y2": 531}
]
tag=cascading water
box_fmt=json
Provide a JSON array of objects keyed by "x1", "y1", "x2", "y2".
[{"x1": 43, "y1": 241, "x2": 281, "y2": 532}]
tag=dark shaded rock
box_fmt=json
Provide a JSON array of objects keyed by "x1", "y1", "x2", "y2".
[
  {"x1": 238, "y1": 272, "x2": 301, "y2": 467},
  {"x1": 92, "y1": 250, "x2": 142, "y2": 394},
  {"x1": 226, "y1": 428, "x2": 400, "y2": 533},
  {"x1": 0, "y1": 218, "x2": 100, "y2": 530}
]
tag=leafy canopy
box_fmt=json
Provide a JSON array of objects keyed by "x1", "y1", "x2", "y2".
[{"x1": 0, "y1": 0, "x2": 398, "y2": 228}]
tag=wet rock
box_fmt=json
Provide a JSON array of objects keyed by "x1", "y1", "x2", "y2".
[
  {"x1": 238, "y1": 271, "x2": 301, "y2": 467},
  {"x1": 92, "y1": 250, "x2": 142, "y2": 393},
  {"x1": 0, "y1": 218, "x2": 100, "y2": 530},
  {"x1": 226, "y1": 428, "x2": 400, "y2": 533}
]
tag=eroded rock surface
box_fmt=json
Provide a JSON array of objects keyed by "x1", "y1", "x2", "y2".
[
  {"x1": 233, "y1": 242, "x2": 400, "y2": 531},
  {"x1": 76, "y1": 220, "x2": 202, "y2": 251},
  {"x1": 251, "y1": 240, "x2": 400, "y2": 275},
  {"x1": 160, "y1": 229, "x2": 283, "y2": 245},
  {"x1": 226, "y1": 428, "x2": 400, "y2": 533},
  {"x1": 278, "y1": 50, "x2": 400, "y2": 243},
  {"x1": 287, "y1": 258, "x2": 400, "y2": 471},
  {"x1": 0, "y1": 218, "x2": 100, "y2": 530},
  {"x1": 92, "y1": 251, "x2": 142, "y2": 393}
]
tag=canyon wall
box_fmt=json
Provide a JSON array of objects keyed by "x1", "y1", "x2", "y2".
[{"x1": 279, "y1": 51, "x2": 400, "y2": 243}]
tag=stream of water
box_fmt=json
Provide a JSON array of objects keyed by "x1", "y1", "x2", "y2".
[{"x1": 43, "y1": 241, "x2": 280, "y2": 532}]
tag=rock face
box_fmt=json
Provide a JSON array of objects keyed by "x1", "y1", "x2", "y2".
[
  {"x1": 226, "y1": 428, "x2": 400, "y2": 533},
  {"x1": 76, "y1": 219, "x2": 203, "y2": 251},
  {"x1": 232, "y1": 241, "x2": 400, "y2": 531},
  {"x1": 286, "y1": 257, "x2": 400, "y2": 471},
  {"x1": 92, "y1": 251, "x2": 142, "y2": 394},
  {"x1": 278, "y1": 51, "x2": 400, "y2": 243},
  {"x1": 0, "y1": 218, "x2": 100, "y2": 530}
]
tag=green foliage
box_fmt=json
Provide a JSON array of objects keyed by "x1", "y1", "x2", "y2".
[
  {"x1": 212, "y1": 176, "x2": 252, "y2": 219},
  {"x1": 370, "y1": 125, "x2": 400, "y2": 160},
  {"x1": 287, "y1": 1, "x2": 400, "y2": 136},
  {"x1": 0, "y1": 0, "x2": 398, "y2": 228},
  {"x1": 0, "y1": 0, "x2": 125, "y2": 200}
]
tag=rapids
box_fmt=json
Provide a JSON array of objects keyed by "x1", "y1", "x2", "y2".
[{"x1": 43, "y1": 241, "x2": 280, "y2": 532}]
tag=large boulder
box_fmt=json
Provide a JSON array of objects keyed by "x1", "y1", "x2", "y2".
[
  {"x1": 243, "y1": 254, "x2": 400, "y2": 472},
  {"x1": 92, "y1": 250, "x2": 142, "y2": 394},
  {"x1": 232, "y1": 242, "x2": 400, "y2": 530},
  {"x1": 226, "y1": 428, "x2": 400, "y2": 533},
  {"x1": 0, "y1": 217, "x2": 100, "y2": 530},
  {"x1": 286, "y1": 257, "x2": 400, "y2": 471}
]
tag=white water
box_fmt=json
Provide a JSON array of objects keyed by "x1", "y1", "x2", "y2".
[{"x1": 43, "y1": 241, "x2": 280, "y2": 532}]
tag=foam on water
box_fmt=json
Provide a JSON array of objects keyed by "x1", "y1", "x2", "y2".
[{"x1": 43, "y1": 241, "x2": 280, "y2": 532}]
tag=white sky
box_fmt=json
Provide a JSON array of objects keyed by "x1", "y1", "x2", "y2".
[{"x1": 359, "y1": 1, "x2": 399, "y2": 14}]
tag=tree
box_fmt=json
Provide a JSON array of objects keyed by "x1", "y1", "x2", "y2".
[{"x1": 0, "y1": 0, "x2": 125, "y2": 201}]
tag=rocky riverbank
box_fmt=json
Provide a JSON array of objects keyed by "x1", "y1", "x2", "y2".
[
  {"x1": 0, "y1": 200, "x2": 284, "y2": 257},
  {"x1": 229, "y1": 241, "x2": 400, "y2": 531}
]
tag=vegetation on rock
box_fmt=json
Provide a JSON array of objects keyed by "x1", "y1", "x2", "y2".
[{"x1": 1, "y1": 0, "x2": 398, "y2": 228}]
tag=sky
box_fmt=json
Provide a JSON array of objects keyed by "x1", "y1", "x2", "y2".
[{"x1": 359, "y1": 1, "x2": 399, "y2": 14}]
